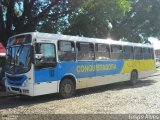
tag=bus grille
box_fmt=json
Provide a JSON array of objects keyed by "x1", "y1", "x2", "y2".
[
  {"x1": 6, "y1": 75, "x2": 27, "y2": 86},
  {"x1": 11, "y1": 87, "x2": 21, "y2": 92},
  {"x1": 7, "y1": 76, "x2": 23, "y2": 81}
]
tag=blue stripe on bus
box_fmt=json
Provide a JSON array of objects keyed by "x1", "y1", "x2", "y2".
[{"x1": 34, "y1": 60, "x2": 124, "y2": 83}]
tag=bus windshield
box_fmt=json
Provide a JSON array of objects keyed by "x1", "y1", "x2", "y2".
[{"x1": 6, "y1": 45, "x2": 31, "y2": 74}]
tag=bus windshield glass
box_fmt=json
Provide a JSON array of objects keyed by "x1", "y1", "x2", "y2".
[{"x1": 6, "y1": 45, "x2": 31, "y2": 74}]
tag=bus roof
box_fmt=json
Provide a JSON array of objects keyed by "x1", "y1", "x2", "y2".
[{"x1": 9, "y1": 32, "x2": 154, "y2": 48}]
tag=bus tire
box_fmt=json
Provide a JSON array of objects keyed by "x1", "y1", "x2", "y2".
[
  {"x1": 129, "y1": 70, "x2": 138, "y2": 86},
  {"x1": 59, "y1": 78, "x2": 75, "y2": 99}
]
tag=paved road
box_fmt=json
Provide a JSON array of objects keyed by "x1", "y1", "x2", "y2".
[{"x1": 0, "y1": 74, "x2": 160, "y2": 114}]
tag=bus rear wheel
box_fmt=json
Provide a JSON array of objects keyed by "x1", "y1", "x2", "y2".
[
  {"x1": 129, "y1": 70, "x2": 138, "y2": 86},
  {"x1": 59, "y1": 78, "x2": 75, "y2": 98}
]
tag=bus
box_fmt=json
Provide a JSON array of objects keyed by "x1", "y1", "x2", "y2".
[{"x1": 5, "y1": 32, "x2": 156, "y2": 98}]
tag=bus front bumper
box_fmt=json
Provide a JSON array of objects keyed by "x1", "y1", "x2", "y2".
[{"x1": 5, "y1": 85, "x2": 34, "y2": 96}]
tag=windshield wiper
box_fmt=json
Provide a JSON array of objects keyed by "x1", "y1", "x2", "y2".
[
  {"x1": 15, "y1": 45, "x2": 24, "y2": 66},
  {"x1": 16, "y1": 45, "x2": 24, "y2": 57},
  {"x1": 9, "y1": 46, "x2": 23, "y2": 73}
]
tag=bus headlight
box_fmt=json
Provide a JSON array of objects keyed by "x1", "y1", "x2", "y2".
[
  {"x1": 23, "y1": 81, "x2": 27, "y2": 87},
  {"x1": 22, "y1": 89, "x2": 29, "y2": 93}
]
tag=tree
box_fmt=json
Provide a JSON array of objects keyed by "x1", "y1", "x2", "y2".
[
  {"x1": 0, "y1": 0, "x2": 80, "y2": 46},
  {"x1": 64, "y1": 0, "x2": 160, "y2": 43},
  {"x1": 111, "y1": 0, "x2": 160, "y2": 43},
  {"x1": 64, "y1": 0, "x2": 131, "y2": 39},
  {"x1": 1, "y1": 0, "x2": 160, "y2": 45}
]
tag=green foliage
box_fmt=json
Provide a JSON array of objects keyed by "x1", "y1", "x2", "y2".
[
  {"x1": 64, "y1": 0, "x2": 160, "y2": 43},
  {"x1": 1, "y1": 0, "x2": 160, "y2": 45},
  {"x1": 117, "y1": 0, "x2": 131, "y2": 14},
  {"x1": 64, "y1": 0, "x2": 131, "y2": 39},
  {"x1": 0, "y1": 0, "x2": 79, "y2": 46},
  {"x1": 111, "y1": 0, "x2": 160, "y2": 43}
]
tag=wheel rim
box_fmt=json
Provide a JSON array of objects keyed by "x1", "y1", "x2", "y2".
[
  {"x1": 64, "y1": 84, "x2": 72, "y2": 94},
  {"x1": 60, "y1": 79, "x2": 75, "y2": 98}
]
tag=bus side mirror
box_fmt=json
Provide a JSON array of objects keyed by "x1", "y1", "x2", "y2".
[{"x1": 35, "y1": 54, "x2": 43, "y2": 60}]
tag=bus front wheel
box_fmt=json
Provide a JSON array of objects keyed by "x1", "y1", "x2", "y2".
[
  {"x1": 59, "y1": 78, "x2": 75, "y2": 98},
  {"x1": 129, "y1": 70, "x2": 138, "y2": 86}
]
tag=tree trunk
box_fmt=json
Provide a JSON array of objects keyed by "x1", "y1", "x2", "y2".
[{"x1": 0, "y1": 3, "x2": 6, "y2": 46}]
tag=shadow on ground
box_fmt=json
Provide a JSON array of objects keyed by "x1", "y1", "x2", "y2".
[
  {"x1": 0, "y1": 78, "x2": 157, "y2": 110},
  {"x1": 76, "y1": 79, "x2": 157, "y2": 97}
]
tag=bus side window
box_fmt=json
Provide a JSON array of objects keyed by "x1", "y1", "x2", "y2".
[
  {"x1": 143, "y1": 47, "x2": 152, "y2": 59},
  {"x1": 134, "y1": 47, "x2": 143, "y2": 60},
  {"x1": 76, "y1": 42, "x2": 94, "y2": 61},
  {"x1": 58, "y1": 40, "x2": 76, "y2": 61},
  {"x1": 35, "y1": 43, "x2": 56, "y2": 63},
  {"x1": 95, "y1": 43, "x2": 110, "y2": 60},
  {"x1": 110, "y1": 45, "x2": 123, "y2": 60},
  {"x1": 123, "y1": 46, "x2": 134, "y2": 59}
]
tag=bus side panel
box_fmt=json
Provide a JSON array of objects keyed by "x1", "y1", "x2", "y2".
[
  {"x1": 84, "y1": 59, "x2": 156, "y2": 88},
  {"x1": 33, "y1": 59, "x2": 155, "y2": 96},
  {"x1": 121, "y1": 60, "x2": 156, "y2": 76},
  {"x1": 33, "y1": 81, "x2": 59, "y2": 96},
  {"x1": 138, "y1": 70, "x2": 155, "y2": 79},
  {"x1": 84, "y1": 60, "x2": 126, "y2": 89},
  {"x1": 88, "y1": 73, "x2": 130, "y2": 88},
  {"x1": 58, "y1": 61, "x2": 96, "y2": 89},
  {"x1": 58, "y1": 60, "x2": 124, "y2": 89},
  {"x1": 95, "y1": 60, "x2": 124, "y2": 76},
  {"x1": 34, "y1": 67, "x2": 59, "y2": 96}
]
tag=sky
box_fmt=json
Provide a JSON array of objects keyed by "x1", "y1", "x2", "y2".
[{"x1": 148, "y1": 37, "x2": 160, "y2": 50}]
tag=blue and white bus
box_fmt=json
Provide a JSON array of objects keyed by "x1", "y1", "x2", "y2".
[{"x1": 5, "y1": 32, "x2": 156, "y2": 98}]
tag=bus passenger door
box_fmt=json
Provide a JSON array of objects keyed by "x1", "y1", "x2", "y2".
[{"x1": 34, "y1": 43, "x2": 58, "y2": 96}]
